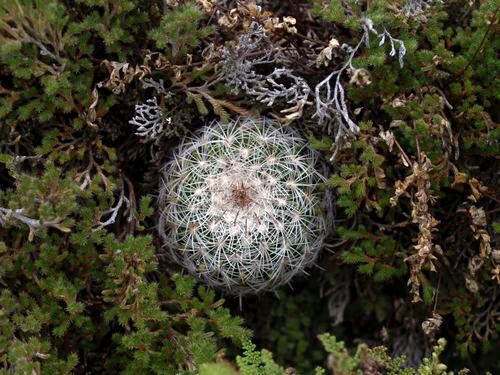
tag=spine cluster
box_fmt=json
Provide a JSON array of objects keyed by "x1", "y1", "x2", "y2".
[{"x1": 159, "y1": 117, "x2": 326, "y2": 295}]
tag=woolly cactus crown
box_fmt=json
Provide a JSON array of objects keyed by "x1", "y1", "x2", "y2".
[{"x1": 159, "y1": 117, "x2": 326, "y2": 295}]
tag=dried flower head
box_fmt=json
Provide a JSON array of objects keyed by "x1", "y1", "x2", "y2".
[{"x1": 158, "y1": 117, "x2": 326, "y2": 295}]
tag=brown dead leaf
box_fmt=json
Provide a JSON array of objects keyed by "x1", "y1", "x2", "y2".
[
  {"x1": 316, "y1": 38, "x2": 340, "y2": 67},
  {"x1": 468, "y1": 178, "x2": 487, "y2": 201},
  {"x1": 218, "y1": 11, "x2": 239, "y2": 28},
  {"x1": 349, "y1": 68, "x2": 371, "y2": 87},
  {"x1": 196, "y1": 0, "x2": 216, "y2": 13},
  {"x1": 263, "y1": 16, "x2": 297, "y2": 34},
  {"x1": 391, "y1": 97, "x2": 406, "y2": 108},
  {"x1": 491, "y1": 266, "x2": 500, "y2": 284},
  {"x1": 468, "y1": 255, "x2": 484, "y2": 277},
  {"x1": 469, "y1": 206, "x2": 487, "y2": 227},
  {"x1": 492, "y1": 250, "x2": 500, "y2": 263},
  {"x1": 379, "y1": 130, "x2": 395, "y2": 152},
  {"x1": 422, "y1": 313, "x2": 443, "y2": 337},
  {"x1": 465, "y1": 274, "x2": 479, "y2": 293}
]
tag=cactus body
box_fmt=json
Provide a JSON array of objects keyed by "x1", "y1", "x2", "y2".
[{"x1": 159, "y1": 117, "x2": 326, "y2": 295}]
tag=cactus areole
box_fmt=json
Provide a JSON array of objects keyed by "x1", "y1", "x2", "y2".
[{"x1": 159, "y1": 117, "x2": 326, "y2": 295}]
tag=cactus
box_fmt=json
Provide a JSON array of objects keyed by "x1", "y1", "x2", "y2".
[{"x1": 158, "y1": 117, "x2": 326, "y2": 295}]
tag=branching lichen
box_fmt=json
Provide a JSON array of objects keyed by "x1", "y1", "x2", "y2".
[
  {"x1": 404, "y1": 0, "x2": 444, "y2": 17},
  {"x1": 129, "y1": 97, "x2": 173, "y2": 141},
  {"x1": 314, "y1": 18, "x2": 406, "y2": 159},
  {"x1": 219, "y1": 22, "x2": 310, "y2": 123}
]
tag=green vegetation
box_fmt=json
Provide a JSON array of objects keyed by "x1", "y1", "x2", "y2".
[{"x1": 0, "y1": 0, "x2": 498, "y2": 373}]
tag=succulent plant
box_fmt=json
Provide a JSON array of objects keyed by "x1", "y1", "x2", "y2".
[{"x1": 158, "y1": 117, "x2": 326, "y2": 295}]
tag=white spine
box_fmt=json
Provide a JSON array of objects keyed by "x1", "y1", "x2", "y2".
[{"x1": 159, "y1": 117, "x2": 326, "y2": 295}]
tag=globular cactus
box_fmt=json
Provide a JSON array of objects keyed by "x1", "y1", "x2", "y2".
[{"x1": 158, "y1": 117, "x2": 326, "y2": 295}]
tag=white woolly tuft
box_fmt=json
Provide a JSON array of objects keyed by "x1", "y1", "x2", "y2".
[{"x1": 158, "y1": 117, "x2": 326, "y2": 295}]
